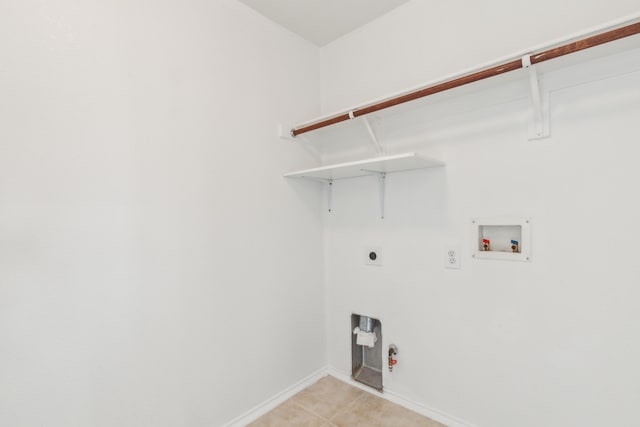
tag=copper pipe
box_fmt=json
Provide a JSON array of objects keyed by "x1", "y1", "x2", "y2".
[{"x1": 292, "y1": 21, "x2": 640, "y2": 137}]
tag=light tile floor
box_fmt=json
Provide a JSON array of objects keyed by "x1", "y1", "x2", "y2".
[{"x1": 248, "y1": 376, "x2": 447, "y2": 427}]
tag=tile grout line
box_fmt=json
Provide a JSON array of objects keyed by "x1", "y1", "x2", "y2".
[
  {"x1": 328, "y1": 391, "x2": 369, "y2": 423},
  {"x1": 251, "y1": 374, "x2": 450, "y2": 427},
  {"x1": 289, "y1": 400, "x2": 332, "y2": 424},
  {"x1": 287, "y1": 377, "x2": 367, "y2": 424},
  {"x1": 326, "y1": 385, "x2": 367, "y2": 421}
]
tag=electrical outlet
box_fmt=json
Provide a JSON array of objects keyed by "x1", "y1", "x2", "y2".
[
  {"x1": 365, "y1": 247, "x2": 382, "y2": 266},
  {"x1": 445, "y1": 247, "x2": 461, "y2": 269}
]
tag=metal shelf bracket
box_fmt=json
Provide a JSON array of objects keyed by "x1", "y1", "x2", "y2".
[
  {"x1": 359, "y1": 169, "x2": 387, "y2": 219},
  {"x1": 378, "y1": 172, "x2": 386, "y2": 220},
  {"x1": 522, "y1": 55, "x2": 550, "y2": 140},
  {"x1": 361, "y1": 116, "x2": 385, "y2": 155}
]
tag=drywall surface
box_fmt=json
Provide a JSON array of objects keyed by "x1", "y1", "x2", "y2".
[
  {"x1": 320, "y1": 0, "x2": 640, "y2": 113},
  {"x1": 0, "y1": 1, "x2": 323, "y2": 426},
  {"x1": 320, "y1": 3, "x2": 640, "y2": 427}
]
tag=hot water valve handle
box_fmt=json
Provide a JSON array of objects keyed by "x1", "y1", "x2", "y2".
[{"x1": 388, "y1": 344, "x2": 398, "y2": 372}]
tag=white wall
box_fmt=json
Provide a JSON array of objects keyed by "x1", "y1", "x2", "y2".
[
  {"x1": 320, "y1": 2, "x2": 640, "y2": 427},
  {"x1": 321, "y1": 0, "x2": 640, "y2": 113},
  {"x1": 0, "y1": 1, "x2": 324, "y2": 426}
]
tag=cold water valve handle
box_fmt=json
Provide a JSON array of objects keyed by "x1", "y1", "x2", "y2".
[{"x1": 388, "y1": 344, "x2": 398, "y2": 372}]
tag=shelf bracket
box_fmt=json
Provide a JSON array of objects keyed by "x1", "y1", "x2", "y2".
[
  {"x1": 522, "y1": 55, "x2": 550, "y2": 140},
  {"x1": 360, "y1": 169, "x2": 387, "y2": 219},
  {"x1": 326, "y1": 173, "x2": 384, "y2": 217},
  {"x1": 361, "y1": 116, "x2": 385, "y2": 155},
  {"x1": 378, "y1": 172, "x2": 386, "y2": 220},
  {"x1": 379, "y1": 173, "x2": 386, "y2": 219}
]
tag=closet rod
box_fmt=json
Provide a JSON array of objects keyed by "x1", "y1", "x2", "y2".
[{"x1": 292, "y1": 21, "x2": 640, "y2": 137}]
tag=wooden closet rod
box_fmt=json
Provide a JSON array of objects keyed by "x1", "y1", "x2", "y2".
[{"x1": 292, "y1": 21, "x2": 640, "y2": 137}]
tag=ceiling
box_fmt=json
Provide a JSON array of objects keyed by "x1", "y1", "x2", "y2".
[{"x1": 238, "y1": 0, "x2": 410, "y2": 46}]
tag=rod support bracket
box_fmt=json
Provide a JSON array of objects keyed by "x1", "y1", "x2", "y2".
[
  {"x1": 375, "y1": 172, "x2": 386, "y2": 220},
  {"x1": 521, "y1": 55, "x2": 550, "y2": 140},
  {"x1": 361, "y1": 116, "x2": 385, "y2": 155}
]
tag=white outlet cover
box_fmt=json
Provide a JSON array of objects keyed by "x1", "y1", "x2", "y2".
[
  {"x1": 365, "y1": 247, "x2": 382, "y2": 266},
  {"x1": 445, "y1": 247, "x2": 461, "y2": 269}
]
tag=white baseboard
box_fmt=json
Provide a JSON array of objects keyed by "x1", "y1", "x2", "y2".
[
  {"x1": 327, "y1": 366, "x2": 479, "y2": 427},
  {"x1": 221, "y1": 365, "x2": 478, "y2": 427},
  {"x1": 221, "y1": 366, "x2": 328, "y2": 427}
]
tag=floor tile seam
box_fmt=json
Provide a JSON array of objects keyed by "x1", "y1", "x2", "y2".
[
  {"x1": 328, "y1": 388, "x2": 368, "y2": 419},
  {"x1": 328, "y1": 391, "x2": 369, "y2": 422},
  {"x1": 289, "y1": 400, "x2": 332, "y2": 423},
  {"x1": 333, "y1": 391, "x2": 444, "y2": 427}
]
